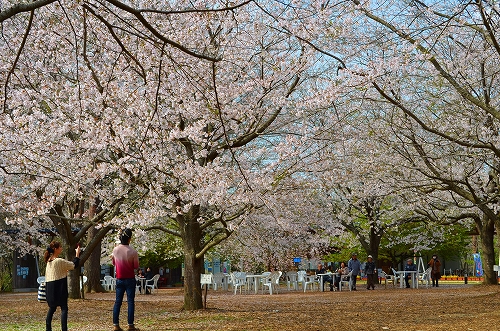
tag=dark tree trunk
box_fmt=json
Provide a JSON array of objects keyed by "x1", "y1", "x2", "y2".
[
  {"x1": 180, "y1": 206, "x2": 204, "y2": 310},
  {"x1": 84, "y1": 225, "x2": 105, "y2": 293},
  {"x1": 367, "y1": 225, "x2": 383, "y2": 264},
  {"x1": 83, "y1": 199, "x2": 104, "y2": 292},
  {"x1": 479, "y1": 214, "x2": 497, "y2": 285},
  {"x1": 183, "y1": 249, "x2": 204, "y2": 310},
  {"x1": 65, "y1": 246, "x2": 81, "y2": 299}
]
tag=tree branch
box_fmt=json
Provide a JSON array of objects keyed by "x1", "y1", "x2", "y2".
[
  {"x1": 104, "y1": 0, "x2": 221, "y2": 62},
  {"x1": 351, "y1": 0, "x2": 500, "y2": 120},
  {"x1": 144, "y1": 225, "x2": 181, "y2": 238},
  {"x1": 0, "y1": 0, "x2": 56, "y2": 22},
  {"x1": 3, "y1": 9, "x2": 34, "y2": 114}
]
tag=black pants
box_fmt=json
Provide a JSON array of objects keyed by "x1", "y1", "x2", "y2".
[
  {"x1": 320, "y1": 275, "x2": 333, "y2": 290},
  {"x1": 46, "y1": 305, "x2": 68, "y2": 331},
  {"x1": 366, "y1": 274, "x2": 376, "y2": 289},
  {"x1": 431, "y1": 272, "x2": 440, "y2": 287}
]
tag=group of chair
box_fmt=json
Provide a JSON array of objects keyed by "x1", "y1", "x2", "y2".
[
  {"x1": 201, "y1": 271, "x2": 283, "y2": 295},
  {"x1": 285, "y1": 270, "x2": 353, "y2": 292},
  {"x1": 37, "y1": 274, "x2": 160, "y2": 294},
  {"x1": 378, "y1": 268, "x2": 432, "y2": 288},
  {"x1": 212, "y1": 270, "x2": 355, "y2": 295},
  {"x1": 228, "y1": 271, "x2": 282, "y2": 295},
  {"x1": 135, "y1": 274, "x2": 160, "y2": 294},
  {"x1": 37, "y1": 275, "x2": 88, "y2": 290}
]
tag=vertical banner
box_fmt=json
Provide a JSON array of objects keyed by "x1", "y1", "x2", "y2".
[
  {"x1": 473, "y1": 253, "x2": 483, "y2": 277},
  {"x1": 213, "y1": 259, "x2": 221, "y2": 274}
]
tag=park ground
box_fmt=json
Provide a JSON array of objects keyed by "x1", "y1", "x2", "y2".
[{"x1": 1, "y1": 282, "x2": 500, "y2": 331}]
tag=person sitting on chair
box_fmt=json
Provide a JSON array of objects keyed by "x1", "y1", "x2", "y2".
[
  {"x1": 404, "y1": 258, "x2": 417, "y2": 288},
  {"x1": 144, "y1": 267, "x2": 153, "y2": 294},
  {"x1": 316, "y1": 263, "x2": 334, "y2": 291},
  {"x1": 334, "y1": 262, "x2": 349, "y2": 290}
]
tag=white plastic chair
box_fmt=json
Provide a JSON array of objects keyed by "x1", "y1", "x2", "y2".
[
  {"x1": 145, "y1": 274, "x2": 160, "y2": 294},
  {"x1": 212, "y1": 273, "x2": 226, "y2": 291},
  {"x1": 101, "y1": 275, "x2": 115, "y2": 291},
  {"x1": 339, "y1": 271, "x2": 352, "y2": 291},
  {"x1": 297, "y1": 270, "x2": 307, "y2": 291},
  {"x1": 379, "y1": 270, "x2": 396, "y2": 288},
  {"x1": 285, "y1": 271, "x2": 298, "y2": 291},
  {"x1": 80, "y1": 276, "x2": 88, "y2": 290},
  {"x1": 135, "y1": 276, "x2": 142, "y2": 294},
  {"x1": 419, "y1": 267, "x2": 432, "y2": 288},
  {"x1": 391, "y1": 268, "x2": 402, "y2": 287},
  {"x1": 230, "y1": 272, "x2": 247, "y2": 295},
  {"x1": 263, "y1": 271, "x2": 282, "y2": 295},
  {"x1": 303, "y1": 274, "x2": 319, "y2": 292},
  {"x1": 255, "y1": 271, "x2": 271, "y2": 292}
]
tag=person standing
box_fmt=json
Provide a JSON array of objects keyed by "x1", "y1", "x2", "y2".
[
  {"x1": 428, "y1": 254, "x2": 442, "y2": 287},
  {"x1": 44, "y1": 241, "x2": 80, "y2": 331},
  {"x1": 112, "y1": 229, "x2": 140, "y2": 331},
  {"x1": 364, "y1": 255, "x2": 377, "y2": 290},
  {"x1": 348, "y1": 253, "x2": 361, "y2": 290}
]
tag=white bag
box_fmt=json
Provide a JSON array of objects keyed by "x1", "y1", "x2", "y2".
[{"x1": 37, "y1": 283, "x2": 46, "y2": 302}]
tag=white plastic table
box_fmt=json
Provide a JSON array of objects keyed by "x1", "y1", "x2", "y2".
[
  {"x1": 245, "y1": 274, "x2": 266, "y2": 294},
  {"x1": 394, "y1": 270, "x2": 418, "y2": 288}
]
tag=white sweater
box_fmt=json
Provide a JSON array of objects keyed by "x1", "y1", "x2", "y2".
[{"x1": 45, "y1": 258, "x2": 76, "y2": 282}]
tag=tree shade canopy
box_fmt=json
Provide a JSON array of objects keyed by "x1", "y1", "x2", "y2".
[{"x1": 1, "y1": 0, "x2": 499, "y2": 308}]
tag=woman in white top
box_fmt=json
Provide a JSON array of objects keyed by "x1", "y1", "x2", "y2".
[{"x1": 44, "y1": 241, "x2": 80, "y2": 331}]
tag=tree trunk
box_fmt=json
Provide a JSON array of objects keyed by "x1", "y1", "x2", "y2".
[
  {"x1": 479, "y1": 215, "x2": 497, "y2": 285},
  {"x1": 368, "y1": 225, "x2": 383, "y2": 263},
  {"x1": 66, "y1": 246, "x2": 81, "y2": 299},
  {"x1": 180, "y1": 207, "x2": 204, "y2": 310},
  {"x1": 84, "y1": 225, "x2": 105, "y2": 293},
  {"x1": 183, "y1": 249, "x2": 204, "y2": 310}
]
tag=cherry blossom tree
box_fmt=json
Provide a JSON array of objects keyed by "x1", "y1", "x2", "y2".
[
  {"x1": 0, "y1": 0, "x2": 349, "y2": 308},
  {"x1": 331, "y1": 0, "x2": 500, "y2": 284}
]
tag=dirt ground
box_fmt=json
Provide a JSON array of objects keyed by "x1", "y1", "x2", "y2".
[{"x1": 1, "y1": 283, "x2": 500, "y2": 331}]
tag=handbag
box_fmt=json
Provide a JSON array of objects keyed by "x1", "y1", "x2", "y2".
[{"x1": 37, "y1": 283, "x2": 46, "y2": 302}]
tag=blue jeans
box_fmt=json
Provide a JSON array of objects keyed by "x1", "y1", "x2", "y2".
[{"x1": 113, "y1": 278, "x2": 136, "y2": 326}]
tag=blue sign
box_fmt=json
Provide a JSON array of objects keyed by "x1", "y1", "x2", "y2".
[
  {"x1": 16, "y1": 265, "x2": 29, "y2": 279},
  {"x1": 473, "y1": 253, "x2": 483, "y2": 277}
]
